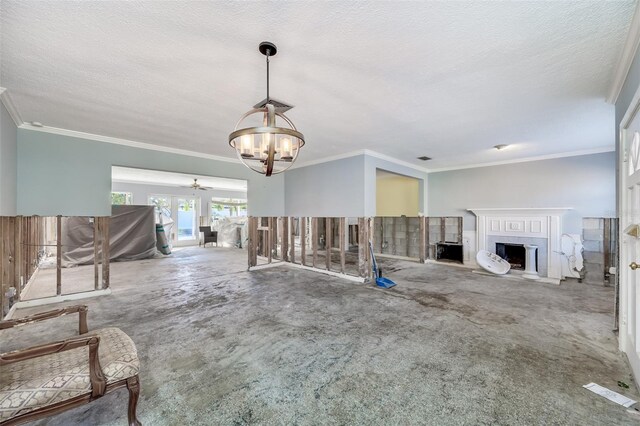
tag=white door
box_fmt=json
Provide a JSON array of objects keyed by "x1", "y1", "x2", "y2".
[
  {"x1": 174, "y1": 197, "x2": 199, "y2": 246},
  {"x1": 148, "y1": 195, "x2": 199, "y2": 247},
  {"x1": 619, "y1": 89, "x2": 640, "y2": 382}
]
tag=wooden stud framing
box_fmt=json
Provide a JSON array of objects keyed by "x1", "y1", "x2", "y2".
[
  {"x1": 56, "y1": 215, "x2": 62, "y2": 296},
  {"x1": 419, "y1": 216, "x2": 426, "y2": 263},
  {"x1": 405, "y1": 216, "x2": 410, "y2": 257},
  {"x1": 364, "y1": 218, "x2": 374, "y2": 280},
  {"x1": 300, "y1": 217, "x2": 307, "y2": 266},
  {"x1": 391, "y1": 217, "x2": 397, "y2": 255},
  {"x1": 94, "y1": 218, "x2": 100, "y2": 290},
  {"x1": 267, "y1": 217, "x2": 273, "y2": 264},
  {"x1": 281, "y1": 217, "x2": 289, "y2": 262},
  {"x1": 101, "y1": 218, "x2": 110, "y2": 290},
  {"x1": 14, "y1": 217, "x2": 22, "y2": 299},
  {"x1": 339, "y1": 218, "x2": 346, "y2": 274},
  {"x1": 325, "y1": 218, "x2": 332, "y2": 271},
  {"x1": 603, "y1": 218, "x2": 611, "y2": 287},
  {"x1": 272, "y1": 217, "x2": 278, "y2": 260},
  {"x1": 290, "y1": 218, "x2": 296, "y2": 264},
  {"x1": 248, "y1": 217, "x2": 257, "y2": 268},
  {"x1": 358, "y1": 218, "x2": 367, "y2": 279},
  {"x1": 311, "y1": 217, "x2": 318, "y2": 268}
]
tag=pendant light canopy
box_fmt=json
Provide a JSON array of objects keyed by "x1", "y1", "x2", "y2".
[{"x1": 229, "y1": 42, "x2": 305, "y2": 176}]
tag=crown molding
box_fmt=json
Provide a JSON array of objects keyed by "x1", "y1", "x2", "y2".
[
  {"x1": 15, "y1": 121, "x2": 613, "y2": 174},
  {"x1": 0, "y1": 87, "x2": 24, "y2": 127},
  {"x1": 292, "y1": 149, "x2": 430, "y2": 174},
  {"x1": 606, "y1": 3, "x2": 640, "y2": 104},
  {"x1": 292, "y1": 149, "x2": 367, "y2": 169},
  {"x1": 427, "y1": 146, "x2": 615, "y2": 173},
  {"x1": 19, "y1": 123, "x2": 241, "y2": 164},
  {"x1": 361, "y1": 149, "x2": 430, "y2": 174}
]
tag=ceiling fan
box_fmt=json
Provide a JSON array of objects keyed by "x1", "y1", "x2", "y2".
[{"x1": 182, "y1": 178, "x2": 212, "y2": 191}]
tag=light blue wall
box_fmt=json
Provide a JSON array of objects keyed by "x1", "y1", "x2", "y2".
[
  {"x1": 427, "y1": 152, "x2": 616, "y2": 233},
  {"x1": 0, "y1": 102, "x2": 17, "y2": 215},
  {"x1": 364, "y1": 155, "x2": 427, "y2": 217},
  {"x1": 283, "y1": 153, "x2": 428, "y2": 217},
  {"x1": 17, "y1": 129, "x2": 284, "y2": 217},
  {"x1": 284, "y1": 155, "x2": 366, "y2": 217}
]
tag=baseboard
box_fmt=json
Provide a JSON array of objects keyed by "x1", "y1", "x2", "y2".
[
  {"x1": 250, "y1": 261, "x2": 365, "y2": 283},
  {"x1": 6, "y1": 289, "x2": 112, "y2": 318}
]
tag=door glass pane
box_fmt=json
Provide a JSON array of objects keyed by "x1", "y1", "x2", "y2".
[{"x1": 177, "y1": 198, "x2": 197, "y2": 240}]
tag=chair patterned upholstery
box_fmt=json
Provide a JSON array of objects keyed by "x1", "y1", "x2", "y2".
[{"x1": 0, "y1": 327, "x2": 139, "y2": 422}]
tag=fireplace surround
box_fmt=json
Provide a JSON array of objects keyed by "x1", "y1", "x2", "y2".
[{"x1": 468, "y1": 208, "x2": 571, "y2": 284}]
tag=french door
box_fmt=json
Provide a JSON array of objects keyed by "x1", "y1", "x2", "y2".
[{"x1": 148, "y1": 195, "x2": 199, "y2": 247}]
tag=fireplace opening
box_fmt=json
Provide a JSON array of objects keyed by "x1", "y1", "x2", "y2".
[
  {"x1": 495, "y1": 243, "x2": 537, "y2": 271},
  {"x1": 436, "y1": 243, "x2": 463, "y2": 264}
]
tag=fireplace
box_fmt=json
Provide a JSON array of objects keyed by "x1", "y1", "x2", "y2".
[
  {"x1": 468, "y1": 207, "x2": 571, "y2": 284},
  {"x1": 496, "y1": 243, "x2": 537, "y2": 271}
]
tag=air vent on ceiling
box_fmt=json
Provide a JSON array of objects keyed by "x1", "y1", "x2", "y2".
[
  {"x1": 417, "y1": 156, "x2": 432, "y2": 161},
  {"x1": 253, "y1": 97, "x2": 294, "y2": 113}
]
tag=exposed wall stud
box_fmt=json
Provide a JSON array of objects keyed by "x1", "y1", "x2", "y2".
[{"x1": 300, "y1": 217, "x2": 307, "y2": 266}]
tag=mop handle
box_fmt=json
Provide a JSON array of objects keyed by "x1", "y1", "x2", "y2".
[{"x1": 369, "y1": 242, "x2": 378, "y2": 276}]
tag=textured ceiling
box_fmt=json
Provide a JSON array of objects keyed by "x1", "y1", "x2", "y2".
[
  {"x1": 111, "y1": 166, "x2": 247, "y2": 191},
  {"x1": 1, "y1": 1, "x2": 635, "y2": 169}
]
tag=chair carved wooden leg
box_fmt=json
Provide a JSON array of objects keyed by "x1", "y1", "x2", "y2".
[{"x1": 126, "y1": 375, "x2": 142, "y2": 426}]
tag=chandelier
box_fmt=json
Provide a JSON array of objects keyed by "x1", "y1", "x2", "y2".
[{"x1": 229, "y1": 42, "x2": 305, "y2": 177}]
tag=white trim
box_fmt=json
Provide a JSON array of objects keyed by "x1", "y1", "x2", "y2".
[
  {"x1": 0, "y1": 87, "x2": 24, "y2": 127},
  {"x1": 16, "y1": 122, "x2": 613, "y2": 174},
  {"x1": 285, "y1": 262, "x2": 366, "y2": 283},
  {"x1": 3, "y1": 302, "x2": 19, "y2": 321},
  {"x1": 18, "y1": 265, "x2": 41, "y2": 300},
  {"x1": 362, "y1": 149, "x2": 430, "y2": 174},
  {"x1": 428, "y1": 147, "x2": 615, "y2": 173},
  {"x1": 248, "y1": 261, "x2": 286, "y2": 271},
  {"x1": 468, "y1": 207, "x2": 573, "y2": 216},
  {"x1": 5, "y1": 289, "x2": 112, "y2": 318},
  {"x1": 471, "y1": 269, "x2": 560, "y2": 285},
  {"x1": 19, "y1": 123, "x2": 241, "y2": 164},
  {"x1": 250, "y1": 261, "x2": 365, "y2": 283},
  {"x1": 424, "y1": 258, "x2": 475, "y2": 270},
  {"x1": 293, "y1": 149, "x2": 367, "y2": 169},
  {"x1": 607, "y1": 3, "x2": 640, "y2": 104}
]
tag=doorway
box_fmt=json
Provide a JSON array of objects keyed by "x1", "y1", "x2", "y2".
[{"x1": 148, "y1": 195, "x2": 199, "y2": 246}]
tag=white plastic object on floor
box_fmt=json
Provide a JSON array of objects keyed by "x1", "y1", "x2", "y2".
[{"x1": 475, "y1": 250, "x2": 511, "y2": 275}]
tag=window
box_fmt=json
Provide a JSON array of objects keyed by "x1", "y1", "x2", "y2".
[
  {"x1": 211, "y1": 198, "x2": 247, "y2": 221},
  {"x1": 111, "y1": 192, "x2": 132, "y2": 205}
]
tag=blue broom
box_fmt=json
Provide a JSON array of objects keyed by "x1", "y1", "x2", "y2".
[{"x1": 369, "y1": 242, "x2": 397, "y2": 289}]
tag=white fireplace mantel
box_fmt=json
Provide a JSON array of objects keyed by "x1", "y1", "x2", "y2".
[{"x1": 467, "y1": 207, "x2": 572, "y2": 283}]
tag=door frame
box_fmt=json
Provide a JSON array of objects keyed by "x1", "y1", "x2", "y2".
[
  {"x1": 618, "y1": 82, "x2": 640, "y2": 382},
  {"x1": 148, "y1": 194, "x2": 200, "y2": 247}
]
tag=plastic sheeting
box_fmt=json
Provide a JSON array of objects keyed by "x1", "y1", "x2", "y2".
[
  {"x1": 62, "y1": 205, "x2": 157, "y2": 266},
  {"x1": 213, "y1": 216, "x2": 248, "y2": 248}
]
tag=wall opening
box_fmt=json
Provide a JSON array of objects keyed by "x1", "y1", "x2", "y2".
[{"x1": 375, "y1": 169, "x2": 420, "y2": 216}]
